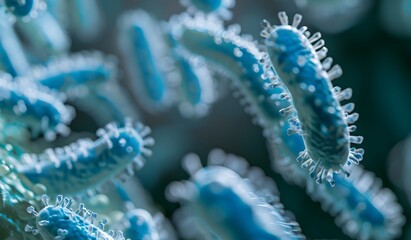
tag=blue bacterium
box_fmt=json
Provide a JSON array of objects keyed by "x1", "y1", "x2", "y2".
[
  {"x1": 268, "y1": 123, "x2": 405, "y2": 240},
  {"x1": 118, "y1": 10, "x2": 176, "y2": 113},
  {"x1": 170, "y1": 14, "x2": 290, "y2": 138},
  {"x1": 16, "y1": 9, "x2": 70, "y2": 58},
  {"x1": 0, "y1": 73, "x2": 74, "y2": 142},
  {"x1": 179, "y1": 0, "x2": 235, "y2": 19},
  {"x1": 167, "y1": 149, "x2": 304, "y2": 240},
  {"x1": 15, "y1": 119, "x2": 154, "y2": 197},
  {"x1": 28, "y1": 51, "x2": 138, "y2": 125},
  {"x1": 66, "y1": 0, "x2": 103, "y2": 42},
  {"x1": 262, "y1": 12, "x2": 364, "y2": 185},
  {"x1": 0, "y1": 10, "x2": 30, "y2": 77},
  {"x1": 165, "y1": 29, "x2": 216, "y2": 118},
  {"x1": 26, "y1": 194, "x2": 126, "y2": 240}
]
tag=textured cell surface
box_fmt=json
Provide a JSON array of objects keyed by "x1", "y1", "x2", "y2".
[
  {"x1": 16, "y1": 120, "x2": 154, "y2": 196},
  {"x1": 269, "y1": 121, "x2": 405, "y2": 240},
  {"x1": 118, "y1": 10, "x2": 175, "y2": 112},
  {"x1": 171, "y1": 14, "x2": 290, "y2": 138},
  {"x1": 167, "y1": 149, "x2": 304, "y2": 240},
  {"x1": 28, "y1": 51, "x2": 137, "y2": 125},
  {"x1": 26, "y1": 195, "x2": 125, "y2": 240},
  {"x1": 0, "y1": 74, "x2": 74, "y2": 142},
  {"x1": 263, "y1": 12, "x2": 363, "y2": 185}
]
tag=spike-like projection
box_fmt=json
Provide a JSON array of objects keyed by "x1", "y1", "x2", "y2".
[
  {"x1": 28, "y1": 51, "x2": 138, "y2": 125},
  {"x1": 0, "y1": 73, "x2": 74, "y2": 142},
  {"x1": 16, "y1": 119, "x2": 154, "y2": 196},
  {"x1": 170, "y1": 14, "x2": 290, "y2": 138},
  {"x1": 165, "y1": 30, "x2": 216, "y2": 118},
  {"x1": 179, "y1": 0, "x2": 235, "y2": 19},
  {"x1": 167, "y1": 149, "x2": 304, "y2": 240},
  {"x1": 0, "y1": 10, "x2": 30, "y2": 77},
  {"x1": 118, "y1": 10, "x2": 176, "y2": 113},
  {"x1": 263, "y1": 12, "x2": 363, "y2": 186},
  {"x1": 26, "y1": 194, "x2": 126, "y2": 240},
  {"x1": 269, "y1": 121, "x2": 405, "y2": 240}
]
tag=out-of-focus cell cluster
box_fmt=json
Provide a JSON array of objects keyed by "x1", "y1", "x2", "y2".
[{"x1": 0, "y1": 0, "x2": 410, "y2": 239}]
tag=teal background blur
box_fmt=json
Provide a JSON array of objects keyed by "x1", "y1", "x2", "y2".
[{"x1": 69, "y1": 0, "x2": 411, "y2": 239}]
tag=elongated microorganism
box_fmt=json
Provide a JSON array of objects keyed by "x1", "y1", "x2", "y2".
[
  {"x1": 118, "y1": 10, "x2": 176, "y2": 113},
  {"x1": 170, "y1": 14, "x2": 290, "y2": 138},
  {"x1": 15, "y1": 119, "x2": 154, "y2": 197},
  {"x1": 26, "y1": 194, "x2": 126, "y2": 240},
  {"x1": 0, "y1": 10, "x2": 30, "y2": 76},
  {"x1": 167, "y1": 149, "x2": 304, "y2": 240},
  {"x1": 268, "y1": 122, "x2": 405, "y2": 240},
  {"x1": 262, "y1": 12, "x2": 363, "y2": 185},
  {"x1": 66, "y1": 0, "x2": 103, "y2": 42},
  {"x1": 165, "y1": 30, "x2": 216, "y2": 118},
  {"x1": 180, "y1": 0, "x2": 235, "y2": 19},
  {"x1": 0, "y1": 73, "x2": 74, "y2": 142},
  {"x1": 16, "y1": 9, "x2": 70, "y2": 58},
  {"x1": 28, "y1": 51, "x2": 138, "y2": 125}
]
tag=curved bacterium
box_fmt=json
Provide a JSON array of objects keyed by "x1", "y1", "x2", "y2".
[
  {"x1": 170, "y1": 14, "x2": 290, "y2": 138},
  {"x1": 0, "y1": 10, "x2": 30, "y2": 76},
  {"x1": 167, "y1": 149, "x2": 304, "y2": 240},
  {"x1": 16, "y1": 8, "x2": 70, "y2": 58},
  {"x1": 179, "y1": 0, "x2": 235, "y2": 19},
  {"x1": 164, "y1": 29, "x2": 216, "y2": 118},
  {"x1": 268, "y1": 121, "x2": 405, "y2": 240},
  {"x1": 15, "y1": 119, "x2": 154, "y2": 197},
  {"x1": 118, "y1": 10, "x2": 176, "y2": 113},
  {"x1": 28, "y1": 51, "x2": 138, "y2": 125},
  {"x1": 25, "y1": 195, "x2": 126, "y2": 240},
  {"x1": 0, "y1": 73, "x2": 74, "y2": 142},
  {"x1": 262, "y1": 12, "x2": 364, "y2": 185}
]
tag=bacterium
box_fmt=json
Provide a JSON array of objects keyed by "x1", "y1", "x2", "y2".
[
  {"x1": 28, "y1": 51, "x2": 137, "y2": 125},
  {"x1": 26, "y1": 194, "x2": 126, "y2": 240},
  {"x1": 268, "y1": 122, "x2": 405, "y2": 240},
  {"x1": 118, "y1": 10, "x2": 176, "y2": 113},
  {"x1": 165, "y1": 29, "x2": 216, "y2": 118},
  {"x1": 263, "y1": 12, "x2": 363, "y2": 185},
  {"x1": 0, "y1": 10, "x2": 30, "y2": 77},
  {"x1": 170, "y1": 13, "x2": 290, "y2": 138},
  {"x1": 16, "y1": 120, "x2": 154, "y2": 197},
  {"x1": 167, "y1": 149, "x2": 304, "y2": 240},
  {"x1": 0, "y1": 73, "x2": 74, "y2": 142}
]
